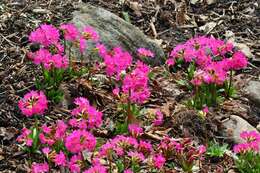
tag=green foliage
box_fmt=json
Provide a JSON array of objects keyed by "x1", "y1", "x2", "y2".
[
  {"x1": 114, "y1": 121, "x2": 128, "y2": 135},
  {"x1": 207, "y1": 141, "x2": 228, "y2": 158},
  {"x1": 235, "y1": 151, "x2": 260, "y2": 173}
]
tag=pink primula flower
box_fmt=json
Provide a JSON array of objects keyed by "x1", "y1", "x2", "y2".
[
  {"x1": 29, "y1": 24, "x2": 60, "y2": 47},
  {"x1": 152, "y1": 154, "x2": 166, "y2": 169},
  {"x1": 31, "y1": 162, "x2": 49, "y2": 173},
  {"x1": 18, "y1": 90, "x2": 48, "y2": 117},
  {"x1": 65, "y1": 130, "x2": 96, "y2": 153},
  {"x1": 122, "y1": 61, "x2": 150, "y2": 104},
  {"x1": 128, "y1": 123, "x2": 143, "y2": 138},
  {"x1": 54, "y1": 151, "x2": 66, "y2": 167},
  {"x1": 137, "y1": 48, "x2": 154, "y2": 58},
  {"x1": 82, "y1": 26, "x2": 99, "y2": 41},
  {"x1": 71, "y1": 97, "x2": 103, "y2": 128},
  {"x1": 60, "y1": 23, "x2": 79, "y2": 41},
  {"x1": 153, "y1": 110, "x2": 164, "y2": 126}
]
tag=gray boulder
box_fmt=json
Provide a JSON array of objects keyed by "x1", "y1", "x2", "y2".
[
  {"x1": 222, "y1": 115, "x2": 259, "y2": 144},
  {"x1": 71, "y1": 4, "x2": 165, "y2": 66},
  {"x1": 245, "y1": 80, "x2": 260, "y2": 108}
]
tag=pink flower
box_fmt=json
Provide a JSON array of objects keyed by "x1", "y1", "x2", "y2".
[
  {"x1": 166, "y1": 58, "x2": 175, "y2": 66},
  {"x1": 18, "y1": 90, "x2": 48, "y2": 117},
  {"x1": 112, "y1": 87, "x2": 120, "y2": 96},
  {"x1": 127, "y1": 151, "x2": 145, "y2": 163},
  {"x1": 153, "y1": 110, "x2": 164, "y2": 126},
  {"x1": 152, "y1": 154, "x2": 166, "y2": 169},
  {"x1": 71, "y1": 97, "x2": 103, "y2": 129},
  {"x1": 101, "y1": 47, "x2": 132, "y2": 79},
  {"x1": 55, "y1": 120, "x2": 67, "y2": 139},
  {"x1": 96, "y1": 43, "x2": 107, "y2": 57},
  {"x1": 31, "y1": 49, "x2": 52, "y2": 65},
  {"x1": 29, "y1": 24, "x2": 60, "y2": 47},
  {"x1": 79, "y1": 37, "x2": 87, "y2": 53},
  {"x1": 42, "y1": 147, "x2": 51, "y2": 156},
  {"x1": 41, "y1": 124, "x2": 51, "y2": 134},
  {"x1": 138, "y1": 140, "x2": 153, "y2": 154},
  {"x1": 31, "y1": 162, "x2": 49, "y2": 173},
  {"x1": 83, "y1": 164, "x2": 107, "y2": 173},
  {"x1": 60, "y1": 23, "x2": 79, "y2": 41},
  {"x1": 124, "y1": 169, "x2": 133, "y2": 173},
  {"x1": 68, "y1": 154, "x2": 82, "y2": 173},
  {"x1": 198, "y1": 145, "x2": 206, "y2": 155},
  {"x1": 42, "y1": 54, "x2": 69, "y2": 70},
  {"x1": 54, "y1": 151, "x2": 66, "y2": 167},
  {"x1": 65, "y1": 130, "x2": 96, "y2": 153},
  {"x1": 82, "y1": 26, "x2": 99, "y2": 41},
  {"x1": 229, "y1": 51, "x2": 248, "y2": 70},
  {"x1": 137, "y1": 48, "x2": 154, "y2": 58},
  {"x1": 16, "y1": 128, "x2": 32, "y2": 145},
  {"x1": 128, "y1": 123, "x2": 143, "y2": 138},
  {"x1": 122, "y1": 61, "x2": 150, "y2": 104},
  {"x1": 240, "y1": 131, "x2": 260, "y2": 142}
]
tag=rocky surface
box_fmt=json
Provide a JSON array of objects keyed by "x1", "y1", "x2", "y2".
[
  {"x1": 245, "y1": 80, "x2": 260, "y2": 108},
  {"x1": 222, "y1": 115, "x2": 259, "y2": 144},
  {"x1": 72, "y1": 4, "x2": 165, "y2": 66}
]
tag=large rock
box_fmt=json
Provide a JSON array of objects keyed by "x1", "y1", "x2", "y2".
[
  {"x1": 222, "y1": 115, "x2": 259, "y2": 144},
  {"x1": 245, "y1": 80, "x2": 260, "y2": 107},
  {"x1": 72, "y1": 4, "x2": 165, "y2": 66}
]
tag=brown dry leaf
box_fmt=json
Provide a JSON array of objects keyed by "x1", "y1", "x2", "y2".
[
  {"x1": 78, "y1": 78, "x2": 93, "y2": 90},
  {"x1": 161, "y1": 101, "x2": 176, "y2": 117},
  {"x1": 0, "y1": 127, "x2": 18, "y2": 141},
  {"x1": 144, "y1": 131, "x2": 164, "y2": 141}
]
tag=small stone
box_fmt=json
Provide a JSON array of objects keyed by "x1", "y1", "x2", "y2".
[
  {"x1": 257, "y1": 123, "x2": 260, "y2": 131},
  {"x1": 245, "y1": 80, "x2": 260, "y2": 108},
  {"x1": 222, "y1": 115, "x2": 259, "y2": 144},
  {"x1": 72, "y1": 4, "x2": 165, "y2": 66}
]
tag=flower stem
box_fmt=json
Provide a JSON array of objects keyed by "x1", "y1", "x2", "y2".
[{"x1": 227, "y1": 70, "x2": 233, "y2": 98}]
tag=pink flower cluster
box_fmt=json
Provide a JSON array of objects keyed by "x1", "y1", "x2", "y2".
[
  {"x1": 128, "y1": 123, "x2": 143, "y2": 138},
  {"x1": 137, "y1": 48, "x2": 154, "y2": 58},
  {"x1": 17, "y1": 95, "x2": 103, "y2": 173},
  {"x1": 28, "y1": 23, "x2": 101, "y2": 70},
  {"x1": 65, "y1": 129, "x2": 96, "y2": 153},
  {"x1": 16, "y1": 128, "x2": 33, "y2": 146},
  {"x1": 152, "y1": 110, "x2": 164, "y2": 126},
  {"x1": 167, "y1": 36, "x2": 248, "y2": 86},
  {"x1": 70, "y1": 97, "x2": 103, "y2": 129},
  {"x1": 233, "y1": 131, "x2": 260, "y2": 154},
  {"x1": 18, "y1": 90, "x2": 48, "y2": 117},
  {"x1": 122, "y1": 61, "x2": 150, "y2": 104},
  {"x1": 29, "y1": 24, "x2": 69, "y2": 70},
  {"x1": 96, "y1": 134, "x2": 168, "y2": 171},
  {"x1": 31, "y1": 162, "x2": 49, "y2": 173},
  {"x1": 97, "y1": 46, "x2": 133, "y2": 80}
]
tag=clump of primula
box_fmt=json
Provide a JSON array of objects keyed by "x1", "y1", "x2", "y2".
[
  {"x1": 28, "y1": 23, "x2": 101, "y2": 103},
  {"x1": 233, "y1": 131, "x2": 260, "y2": 173},
  {"x1": 17, "y1": 95, "x2": 103, "y2": 173},
  {"x1": 166, "y1": 36, "x2": 248, "y2": 109},
  {"x1": 28, "y1": 24, "x2": 69, "y2": 103},
  {"x1": 112, "y1": 60, "x2": 151, "y2": 125},
  {"x1": 158, "y1": 137, "x2": 206, "y2": 172},
  {"x1": 18, "y1": 90, "x2": 48, "y2": 117}
]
